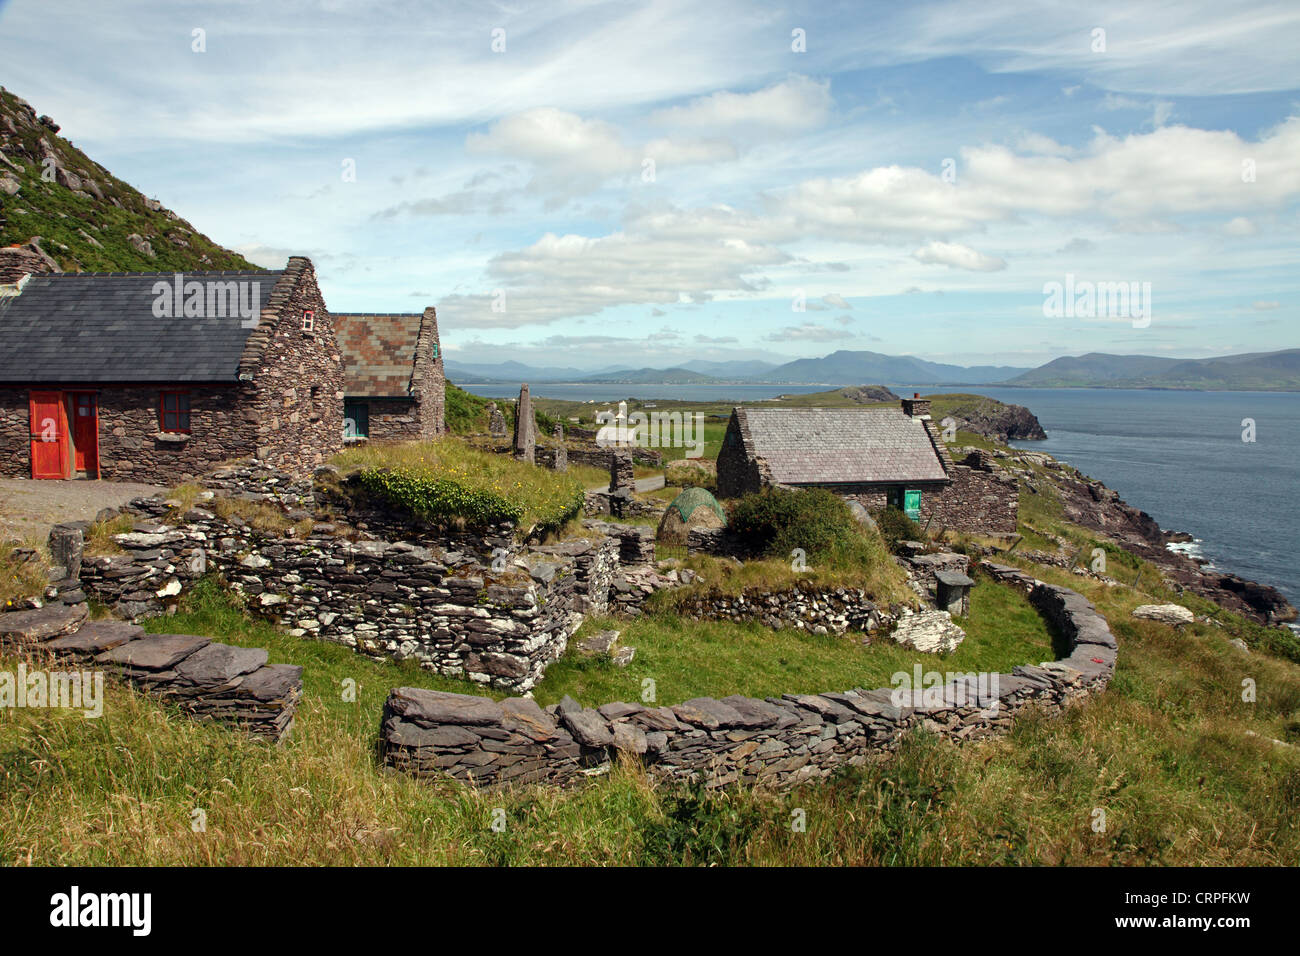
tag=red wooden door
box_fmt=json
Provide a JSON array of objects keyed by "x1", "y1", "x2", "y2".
[
  {"x1": 29, "y1": 391, "x2": 68, "y2": 479},
  {"x1": 71, "y1": 392, "x2": 98, "y2": 476}
]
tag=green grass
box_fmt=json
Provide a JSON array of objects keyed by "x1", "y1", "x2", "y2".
[
  {"x1": 3, "y1": 568, "x2": 1299, "y2": 865},
  {"x1": 444, "y1": 382, "x2": 490, "y2": 434},
  {"x1": 534, "y1": 578, "x2": 1053, "y2": 707},
  {"x1": 331, "y1": 437, "x2": 584, "y2": 538},
  {"x1": 652, "y1": 533, "x2": 916, "y2": 611}
]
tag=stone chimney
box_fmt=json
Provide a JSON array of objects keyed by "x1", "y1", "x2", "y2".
[
  {"x1": 0, "y1": 242, "x2": 60, "y2": 285},
  {"x1": 900, "y1": 393, "x2": 932, "y2": 419}
]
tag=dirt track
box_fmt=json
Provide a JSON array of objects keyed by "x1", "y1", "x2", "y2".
[{"x1": 0, "y1": 478, "x2": 165, "y2": 544}]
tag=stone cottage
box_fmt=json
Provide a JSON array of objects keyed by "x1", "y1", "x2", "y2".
[
  {"x1": 0, "y1": 249, "x2": 345, "y2": 483},
  {"x1": 331, "y1": 310, "x2": 445, "y2": 442},
  {"x1": 716, "y1": 397, "x2": 1018, "y2": 533}
]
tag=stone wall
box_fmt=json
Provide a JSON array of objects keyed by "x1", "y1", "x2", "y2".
[
  {"x1": 412, "y1": 306, "x2": 445, "y2": 439},
  {"x1": 686, "y1": 526, "x2": 755, "y2": 559},
  {"x1": 670, "y1": 582, "x2": 886, "y2": 635},
  {"x1": 78, "y1": 496, "x2": 620, "y2": 694},
  {"x1": 239, "y1": 257, "x2": 345, "y2": 477},
  {"x1": 921, "y1": 456, "x2": 1019, "y2": 535},
  {"x1": 357, "y1": 397, "x2": 423, "y2": 442},
  {"x1": 0, "y1": 601, "x2": 301, "y2": 740},
  {"x1": 0, "y1": 384, "x2": 256, "y2": 484},
  {"x1": 379, "y1": 567, "x2": 1116, "y2": 789}
]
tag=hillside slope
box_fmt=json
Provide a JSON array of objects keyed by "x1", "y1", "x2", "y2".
[
  {"x1": 0, "y1": 86, "x2": 255, "y2": 273},
  {"x1": 1009, "y1": 349, "x2": 1300, "y2": 390}
]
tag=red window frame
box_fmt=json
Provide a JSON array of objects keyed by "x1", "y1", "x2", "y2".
[{"x1": 159, "y1": 390, "x2": 192, "y2": 433}]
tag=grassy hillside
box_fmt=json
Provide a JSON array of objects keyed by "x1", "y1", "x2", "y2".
[
  {"x1": 2, "y1": 543, "x2": 1297, "y2": 865},
  {"x1": 0, "y1": 86, "x2": 255, "y2": 273}
]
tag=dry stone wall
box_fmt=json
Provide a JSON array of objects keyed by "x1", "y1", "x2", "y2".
[
  {"x1": 0, "y1": 601, "x2": 301, "y2": 740},
  {"x1": 78, "y1": 496, "x2": 620, "y2": 694},
  {"x1": 670, "y1": 583, "x2": 887, "y2": 636},
  {"x1": 380, "y1": 562, "x2": 1117, "y2": 789}
]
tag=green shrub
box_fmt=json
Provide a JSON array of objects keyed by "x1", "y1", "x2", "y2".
[
  {"x1": 728, "y1": 486, "x2": 860, "y2": 561},
  {"x1": 873, "y1": 507, "x2": 926, "y2": 553}
]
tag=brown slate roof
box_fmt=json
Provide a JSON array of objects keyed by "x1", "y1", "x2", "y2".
[
  {"x1": 332, "y1": 313, "x2": 423, "y2": 397},
  {"x1": 735, "y1": 406, "x2": 949, "y2": 485}
]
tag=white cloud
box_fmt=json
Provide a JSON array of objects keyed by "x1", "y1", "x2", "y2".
[
  {"x1": 765, "y1": 322, "x2": 855, "y2": 342},
  {"x1": 822, "y1": 292, "x2": 851, "y2": 308},
  {"x1": 466, "y1": 107, "x2": 734, "y2": 200},
  {"x1": 438, "y1": 229, "x2": 789, "y2": 328},
  {"x1": 1224, "y1": 216, "x2": 1259, "y2": 236},
  {"x1": 651, "y1": 75, "x2": 832, "y2": 130},
  {"x1": 912, "y1": 241, "x2": 1007, "y2": 272},
  {"x1": 1252, "y1": 300, "x2": 1280, "y2": 310}
]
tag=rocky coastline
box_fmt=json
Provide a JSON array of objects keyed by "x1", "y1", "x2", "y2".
[{"x1": 1010, "y1": 450, "x2": 1296, "y2": 627}]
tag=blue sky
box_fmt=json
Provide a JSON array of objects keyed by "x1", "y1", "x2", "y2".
[{"x1": 1, "y1": 0, "x2": 1297, "y2": 370}]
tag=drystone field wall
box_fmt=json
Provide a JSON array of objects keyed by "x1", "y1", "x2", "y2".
[
  {"x1": 0, "y1": 602, "x2": 301, "y2": 740},
  {"x1": 380, "y1": 560, "x2": 1117, "y2": 789},
  {"x1": 669, "y1": 584, "x2": 887, "y2": 635},
  {"x1": 80, "y1": 500, "x2": 619, "y2": 694}
]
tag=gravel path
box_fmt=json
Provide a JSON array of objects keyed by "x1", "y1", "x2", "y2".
[
  {"x1": 0, "y1": 479, "x2": 166, "y2": 544},
  {"x1": 584, "y1": 475, "x2": 666, "y2": 493}
]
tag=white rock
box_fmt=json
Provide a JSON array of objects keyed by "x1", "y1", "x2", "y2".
[
  {"x1": 1132, "y1": 603, "x2": 1195, "y2": 625},
  {"x1": 890, "y1": 609, "x2": 966, "y2": 654},
  {"x1": 155, "y1": 578, "x2": 182, "y2": 598}
]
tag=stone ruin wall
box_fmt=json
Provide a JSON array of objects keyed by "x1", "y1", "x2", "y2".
[
  {"x1": 0, "y1": 602, "x2": 302, "y2": 741},
  {"x1": 79, "y1": 496, "x2": 621, "y2": 694},
  {"x1": 380, "y1": 561, "x2": 1117, "y2": 789}
]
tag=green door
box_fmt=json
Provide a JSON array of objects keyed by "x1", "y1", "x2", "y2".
[{"x1": 903, "y1": 489, "x2": 922, "y2": 521}]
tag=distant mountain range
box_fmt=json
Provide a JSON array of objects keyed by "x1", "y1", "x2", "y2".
[
  {"x1": 757, "y1": 350, "x2": 1030, "y2": 385},
  {"x1": 446, "y1": 347, "x2": 1300, "y2": 391},
  {"x1": 1005, "y1": 349, "x2": 1300, "y2": 390}
]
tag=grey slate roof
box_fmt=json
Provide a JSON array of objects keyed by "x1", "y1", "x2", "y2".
[
  {"x1": 0, "y1": 270, "x2": 282, "y2": 383},
  {"x1": 736, "y1": 406, "x2": 949, "y2": 485}
]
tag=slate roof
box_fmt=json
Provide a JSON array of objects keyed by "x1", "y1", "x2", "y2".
[
  {"x1": 0, "y1": 270, "x2": 281, "y2": 383},
  {"x1": 735, "y1": 407, "x2": 949, "y2": 485},
  {"x1": 332, "y1": 313, "x2": 423, "y2": 397}
]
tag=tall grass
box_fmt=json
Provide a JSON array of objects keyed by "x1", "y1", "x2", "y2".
[{"x1": 2, "y1": 571, "x2": 1298, "y2": 865}]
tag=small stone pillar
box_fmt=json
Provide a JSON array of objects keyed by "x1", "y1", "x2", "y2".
[
  {"x1": 553, "y1": 422, "x2": 563, "y2": 441},
  {"x1": 609, "y1": 448, "x2": 634, "y2": 495},
  {"x1": 935, "y1": 569, "x2": 974, "y2": 617},
  {"x1": 512, "y1": 383, "x2": 535, "y2": 464},
  {"x1": 487, "y1": 402, "x2": 506, "y2": 437},
  {"x1": 48, "y1": 523, "x2": 86, "y2": 581}
]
